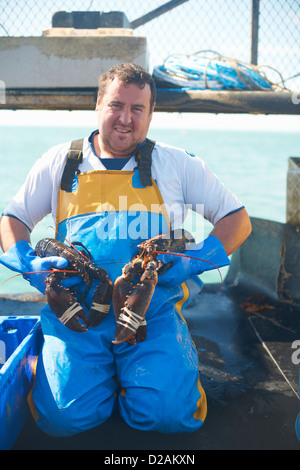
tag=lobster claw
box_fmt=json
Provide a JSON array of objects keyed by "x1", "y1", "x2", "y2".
[
  {"x1": 88, "y1": 278, "x2": 113, "y2": 327},
  {"x1": 120, "y1": 321, "x2": 147, "y2": 346},
  {"x1": 136, "y1": 320, "x2": 147, "y2": 343},
  {"x1": 112, "y1": 262, "x2": 157, "y2": 345},
  {"x1": 45, "y1": 276, "x2": 88, "y2": 333}
]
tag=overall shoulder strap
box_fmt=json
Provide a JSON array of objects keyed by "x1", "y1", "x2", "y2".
[
  {"x1": 135, "y1": 138, "x2": 156, "y2": 187},
  {"x1": 60, "y1": 138, "x2": 84, "y2": 192}
]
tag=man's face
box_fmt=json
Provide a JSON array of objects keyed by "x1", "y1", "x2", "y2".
[{"x1": 96, "y1": 78, "x2": 154, "y2": 158}]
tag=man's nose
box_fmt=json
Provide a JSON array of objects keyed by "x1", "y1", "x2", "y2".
[{"x1": 119, "y1": 107, "x2": 132, "y2": 125}]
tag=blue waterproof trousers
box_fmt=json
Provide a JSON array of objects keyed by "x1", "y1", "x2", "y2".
[{"x1": 31, "y1": 282, "x2": 206, "y2": 436}]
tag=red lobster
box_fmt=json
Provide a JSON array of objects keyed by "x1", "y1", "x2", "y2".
[
  {"x1": 35, "y1": 238, "x2": 113, "y2": 333},
  {"x1": 112, "y1": 229, "x2": 195, "y2": 345}
]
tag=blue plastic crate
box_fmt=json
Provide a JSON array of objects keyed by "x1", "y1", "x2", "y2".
[{"x1": 0, "y1": 316, "x2": 42, "y2": 450}]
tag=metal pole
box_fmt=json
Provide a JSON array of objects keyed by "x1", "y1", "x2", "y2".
[
  {"x1": 130, "y1": 0, "x2": 190, "y2": 29},
  {"x1": 251, "y1": 0, "x2": 260, "y2": 65}
]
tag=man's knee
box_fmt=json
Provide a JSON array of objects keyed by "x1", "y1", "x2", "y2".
[
  {"x1": 119, "y1": 387, "x2": 204, "y2": 434},
  {"x1": 33, "y1": 393, "x2": 116, "y2": 438}
]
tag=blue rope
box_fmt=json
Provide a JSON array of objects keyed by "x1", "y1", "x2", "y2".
[{"x1": 153, "y1": 52, "x2": 275, "y2": 91}]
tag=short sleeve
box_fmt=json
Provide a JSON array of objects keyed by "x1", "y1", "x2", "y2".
[
  {"x1": 182, "y1": 154, "x2": 243, "y2": 226},
  {"x1": 3, "y1": 144, "x2": 69, "y2": 231}
]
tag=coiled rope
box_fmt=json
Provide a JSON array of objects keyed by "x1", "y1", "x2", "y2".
[{"x1": 153, "y1": 50, "x2": 291, "y2": 92}]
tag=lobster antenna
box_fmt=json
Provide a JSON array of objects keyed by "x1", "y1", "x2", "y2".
[
  {"x1": 0, "y1": 269, "x2": 79, "y2": 288},
  {"x1": 152, "y1": 250, "x2": 224, "y2": 293},
  {"x1": 48, "y1": 226, "x2": 91, "y2": 262}
]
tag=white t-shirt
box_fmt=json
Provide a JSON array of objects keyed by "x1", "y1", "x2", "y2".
[{"x1": 4, "y1": 132, "x2": 243, "y2": 232}]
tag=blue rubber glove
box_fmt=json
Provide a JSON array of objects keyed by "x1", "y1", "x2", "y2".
[
  {"x1": 157, "y1": 235, "x2": 230, "y2": 287},
  {"x1": 0, "y1": 240, "x2": 71, "y2": 294}
]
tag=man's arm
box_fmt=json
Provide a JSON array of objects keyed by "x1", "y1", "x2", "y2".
[
  {"x1": 0, "y1": 215, "x2": 31, "y2": 252},
  {"x1": 210, "y1": 208, "x2": 252, "y2": 256}
]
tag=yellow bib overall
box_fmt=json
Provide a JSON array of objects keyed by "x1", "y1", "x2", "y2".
[{"x1": 31, "y1": 148, "x2": 207, "y2": 436}]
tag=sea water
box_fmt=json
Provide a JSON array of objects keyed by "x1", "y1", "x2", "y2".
[{"x1": 0, "y1": 123, "x2": 300, "y2": 293}]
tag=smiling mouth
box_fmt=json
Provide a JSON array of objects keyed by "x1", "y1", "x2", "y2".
[{"x1": 115, "y1": 127, "x2": 131, "y2": 134}]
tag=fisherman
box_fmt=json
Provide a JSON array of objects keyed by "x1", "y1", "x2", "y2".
[{"x1": 0, "y1": 63, "x2": 251, "y2": 437}]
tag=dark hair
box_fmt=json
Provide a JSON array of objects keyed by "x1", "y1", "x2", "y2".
[{"x1": 98, "y1": 63, "x2": 156, "y2": 112}]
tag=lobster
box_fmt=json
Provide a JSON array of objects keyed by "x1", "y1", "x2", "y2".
[
  {"x1": 112, "y1": 229, "x2": 195, "y2": 345},
  {"x1": 35, "y1": 238, "x2": 113, "y2": 333}
]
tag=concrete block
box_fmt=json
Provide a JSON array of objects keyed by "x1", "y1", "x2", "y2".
[{"x1": 0, "y1": 32, "x2": 148, "y2": 88}]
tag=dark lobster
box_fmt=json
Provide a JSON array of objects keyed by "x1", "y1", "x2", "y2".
[
  {"x1": 35, "y1": 238, "x2": 113, "y2": 333},
  {"x1": 112, "y1": 229, "x2": 195, "y2": 345}
]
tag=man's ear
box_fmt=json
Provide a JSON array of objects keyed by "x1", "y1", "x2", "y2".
[
  {"x1": 95, "y1": 95, "x2": 101, "y2": 111},
  {"x1": 150, "y1": 102, "x2": 156, "y2": 119}
]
